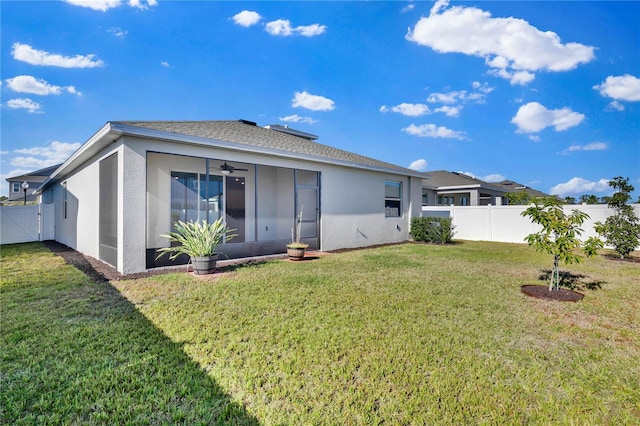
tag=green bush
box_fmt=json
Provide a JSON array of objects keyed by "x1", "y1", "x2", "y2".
[{"x1": 410, "y1": 216, "x2": 455, "y2": 243}]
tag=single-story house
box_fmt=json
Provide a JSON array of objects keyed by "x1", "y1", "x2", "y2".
[
  {"x1": 4, "y1": 164, "x2": 62, "y2": 204},
  {"x1": 36, "y1": 120, "x2": 424, "y2": 275},
  {"x1": 421, "y1": 170, "x2": 547, "y2": 206}
]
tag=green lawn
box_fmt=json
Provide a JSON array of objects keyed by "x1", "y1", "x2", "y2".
[{"x1": 2, "y1": 241, "x2": 639, "y2": 424}]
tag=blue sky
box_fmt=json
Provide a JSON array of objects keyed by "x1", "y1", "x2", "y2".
[{"x1": 2, "y1": 0, "x2": 639, "y2": 200}]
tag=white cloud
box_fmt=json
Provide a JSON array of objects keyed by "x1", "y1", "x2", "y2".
[
  {"x1": 108, "y1": 27, "x2": 128, "y2": 38},
  {"x1": 402, "y1": 123, "x2": 467, "y2": 140},
  {"x1": 406, "y1": 0, "x2": 595, "y2": 84},
  {"x1": 549, "y1": 177, "x2": 610, "y2": 197},
  {"x1": 5, "y1": 75, "x2": 80, "y2": 96},
  {"x1": 64, "y1": 0, "x2": 156, "y2": 11},
  {"x1": 563, "y1": 142, "x2": 608, "y2": 154},
  {"x1": 593, "y1": 74, "x2": 640, "y2": 102},
  {"x1": 606, "y1": 101, "x2": 625, "y2": 112},
  {"x1": 128, "y1": 0, "x2": 157, "y2": 9},
  {"x1": 6, "y1": 98, "x2": 41, "y2": 113},
  {"x1": 379, "y1": 103, "x2": 430, "y2": 117},
  {"x1": 265, "y1": 19, "x2": 326, "y2": 37},
  {"x1": 528, "y1": 135, "x2": 541, "y2": 142},
  {"x1": 292, "y1": 91, "x2": 335, "y2": 111},
  {"x1": 408, "y1": 159, "x2": 428, "y2": 171},
  {"x1": 434, "y1": 105, "x2": 460, "y2": 117},
  {"x1": 279, "y1": 114, "x2": 318, "y2": 124},
  {"x1": 12, "y1": 141, "x2": 81, "y2": 167},
  {"x1": 266, "y1": 19, "x2": 294, "y2": 36},
  {"x1": 12, "y1": 43, "x2": 104, "y2": 68},
  {"x1": 161, "y1": 61, "x2": 170, "y2": 67},
  {"x1": 64, "y1": 0, "x2": 121, "y2": 11},
  {"x1": 511, "y1": 102, "x2": 585, "y2": 133},
  {"x1": 401, "y1": 3, "x2": 415, "y2": 14},
  {"x1": 232, "y1": 10, "x2": 262, "y2": 27}
]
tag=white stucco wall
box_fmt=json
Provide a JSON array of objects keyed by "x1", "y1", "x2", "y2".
[
  {"x1": 48, "y1": 145, "x2": 120, "y2": 260},
  {"x1": 319, "y1": 166, "x2": 418, "y2": 251}
]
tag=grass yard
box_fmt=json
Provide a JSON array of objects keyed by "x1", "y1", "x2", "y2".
[{"x1": 2, "y1": 241, "x2": 639, "y2": 424}]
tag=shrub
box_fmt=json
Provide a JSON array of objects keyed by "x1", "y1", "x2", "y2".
[{"x1": 411, "y1": 216, "x2": 455, "y2": 244}]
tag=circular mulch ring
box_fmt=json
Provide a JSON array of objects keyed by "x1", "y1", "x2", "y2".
[{"x1": 521, "y1": 285, "x2": 584, "y2": 302}]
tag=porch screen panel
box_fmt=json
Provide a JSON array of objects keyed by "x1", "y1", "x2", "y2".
[
  {"x1": 297, "y1": 187, "x2": 318, "y2": 239},
  {"x1": 200, "y1": 174, "x2": 223, "y2": 224},
  {"x1": 171, "y1": 172, "x2": 223, "y2": 229},
  {"x1": 171, "y1": 172, "x2": 199, "y2": 230},
  {"x1": 226, "y1": 177, "x2": 245, "y2": 242},
  {"x1": 99, "y1": 153, "x2": 118, "y2": 267}
]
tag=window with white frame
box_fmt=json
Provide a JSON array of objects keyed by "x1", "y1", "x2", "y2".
[
  {"x1": 12, "y1": 182, "x2": 20, "y2": 193},
  {"x1": 385, "y1": 180, "x2": 402, "y2": 217}
]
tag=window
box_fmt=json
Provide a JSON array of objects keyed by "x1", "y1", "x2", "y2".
[
  {"x1": 385, "y1": 181, "x2": 402, "y2": 217},
  {"x1": 421, "y1": 190, "x2": 428, "y2": 206},
  {"x1": 12, "y1": 182, "x2": 21, "y2": 193},
  {"x1": 460, "y1": 196, "x2": 468, "y2": 206}
]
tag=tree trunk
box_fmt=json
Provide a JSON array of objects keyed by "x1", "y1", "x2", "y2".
[{"x1": 549, "y1": 255, "x2": 559, "y2": 291}]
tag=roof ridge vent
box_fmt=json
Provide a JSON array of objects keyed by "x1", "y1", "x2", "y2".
[
  {"x1": 239, "y1": 119, "x2": 257, "y2": 126},
  {"x1": 265, "y1": 124, "x2": 318, "y2": 140}
]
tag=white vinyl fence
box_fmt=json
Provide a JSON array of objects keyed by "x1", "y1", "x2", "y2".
[
  {"x1": 422, "y1": 204, "x2": 640, "y2": 246},
  {"x1": 0, "y1": 204, "x2": 55, "y2": 245}
]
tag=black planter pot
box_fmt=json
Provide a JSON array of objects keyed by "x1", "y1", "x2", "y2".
[{"x1": 191, "y1": 254, "x2": 218, "y2": 275}]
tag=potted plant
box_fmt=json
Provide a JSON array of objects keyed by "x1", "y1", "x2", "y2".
[
  {"x1": 287, "y1": 206, "x2": 308, "y2": 260},
  {"x1": 156, "y1": 217, "x2": 236, "y2": 275}
]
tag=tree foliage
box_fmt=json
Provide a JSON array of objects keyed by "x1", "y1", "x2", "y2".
[
  {"x1": 522, "y1": 197, "x2": 602, "y2": 291},
  {"x1": 579, "y1": 194, "x2": 600, "y2": 204},
  {"x1": 595, "y1": 177, "x2": 640, "y2": 258},
  {"x1": 505, "y1": 191, "x2": 531, "y2": 205}
]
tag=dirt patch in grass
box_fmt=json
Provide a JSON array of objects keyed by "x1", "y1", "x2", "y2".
[{"x1": 521, "y1": 284, "x2": 584, "y2": 302}]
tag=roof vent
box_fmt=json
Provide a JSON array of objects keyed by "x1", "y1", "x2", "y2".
[
  {"x1": 265, "y1": 124, "x2": 318, "y2": 140},
  {"x1": 239, "y1": 119, "x2": 257, "y2": 126}
]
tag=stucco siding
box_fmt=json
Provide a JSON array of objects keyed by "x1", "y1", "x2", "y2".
[
  {"x1": 319, "y1": 166, "x2": 411, "y2": 251},
  {"x1": 49, "y1": 144, "x2": 120, "y2": 261}
]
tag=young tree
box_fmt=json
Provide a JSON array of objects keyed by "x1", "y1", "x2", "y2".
[
  {"x1": 595, "y1": 177, "x2": 640, "y2": 258},
  {"x1": 522, "y1": 197, "x2": 602, "y2": 291},
  {"x1": 563, "y1": 196, "x2": 576, "y2": 205}
]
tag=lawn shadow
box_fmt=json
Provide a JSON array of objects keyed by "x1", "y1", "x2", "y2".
[
  {"x1": 538, "y1": 269, "x2": 605, "y2": 291},
  {"x1": 3, "y1": 243, "x2": 261, "y2": 425}
]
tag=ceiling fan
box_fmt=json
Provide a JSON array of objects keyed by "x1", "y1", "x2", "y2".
[{"x1": 219, "y1": 161, "x2": 248, "y2": 175}]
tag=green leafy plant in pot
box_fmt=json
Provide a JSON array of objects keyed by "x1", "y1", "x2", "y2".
[
  {"x1": 156, "y1": 217, "x2": 236, "y2": 274},
  {"x1": 287, "y1": 205, "x2": 308, "y2": 260}
]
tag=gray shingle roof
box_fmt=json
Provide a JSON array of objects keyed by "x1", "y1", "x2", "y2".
[
  {"x1": 114, "y1": 120, "x2": 419, "y2": 176},
  {"x1": 422, "y1": 170, "x2": 485, "y2": 187}
]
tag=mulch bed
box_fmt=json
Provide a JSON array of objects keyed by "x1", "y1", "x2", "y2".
[
  {"x1": 521, "y1": 285, "x2": 584, "y2": 302},
  {"x1": 43, "y1": 241, "x2": 292, "y2": 282}
]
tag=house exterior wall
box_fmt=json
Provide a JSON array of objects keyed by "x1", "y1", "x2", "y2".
[
  {"x1": 319, "y1": 167, "x2": 420, "y2": 251},
  {"x1": 45, "y1": 144, "x2": 121, "y2": 262},
  {"x1": 44, "y1": 133, "x2": 422, "y2": 274}
]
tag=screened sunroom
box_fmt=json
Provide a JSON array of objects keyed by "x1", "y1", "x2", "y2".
[{"x1": 146, "y1": 152, "x2": 320, "y2": 268}]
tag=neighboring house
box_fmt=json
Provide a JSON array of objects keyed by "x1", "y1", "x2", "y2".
[
  {"x1": 36, "y1": 120, "x2": 424, "y2": 275},
  {"x1": 4, "y1": 164, "x2": 62, "y2": 204},
  {"x1": 421, "y1": 170, "x2": 547, "y2": 206},
  {"x1": 491, "y1": 180, "x2": 549, "y2": 202}
]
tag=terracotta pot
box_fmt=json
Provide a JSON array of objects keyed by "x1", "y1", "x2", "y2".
[
  {"x1": 191, "y1": 254, "x2": 218, "y2": 275},
  {"x1": 287, "y1": 247, "x2": 306, "y2": 261}
]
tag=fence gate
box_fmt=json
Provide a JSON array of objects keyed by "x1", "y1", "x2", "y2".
[{"x1": 0, "y1": 204, "x2": 55, "y2": 245}]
